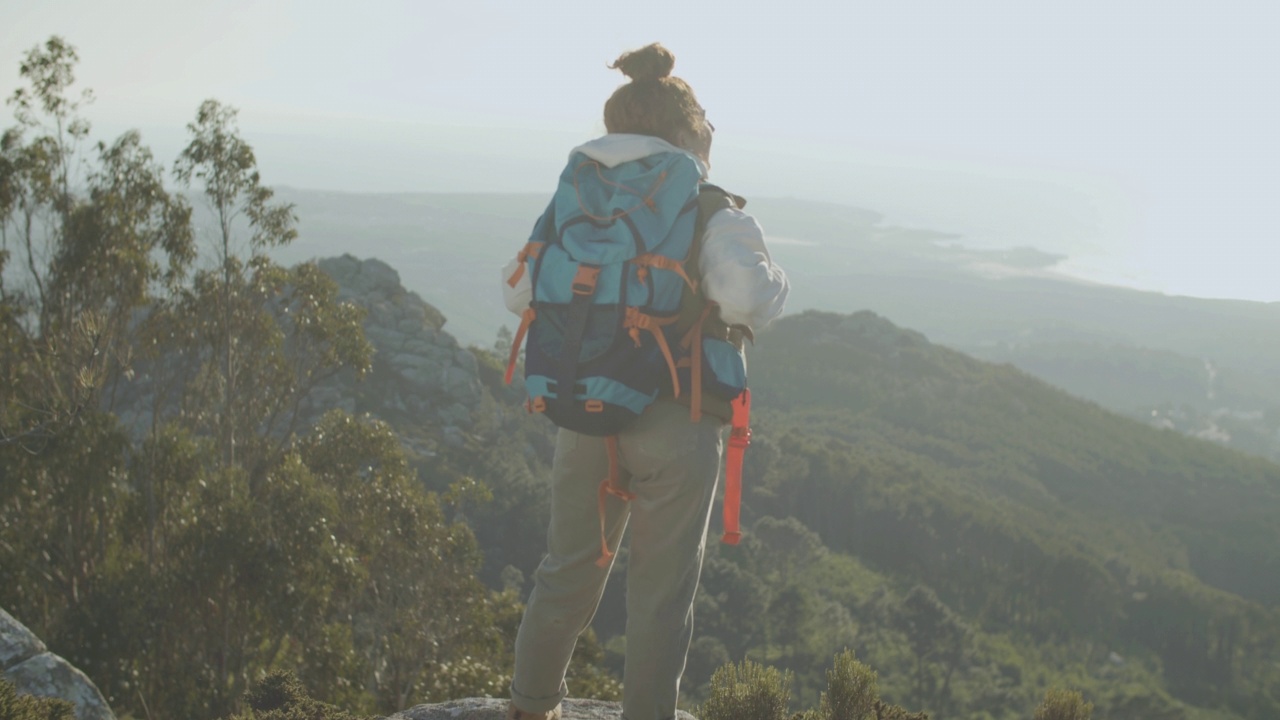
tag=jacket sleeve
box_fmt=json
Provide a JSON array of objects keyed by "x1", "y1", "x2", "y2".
[
  {"x1": 500, "y1": 257, "x2": 532, "y2": 315},
  {"x1": 698, "y1": 207, "x2": 790, "y2": 329}
]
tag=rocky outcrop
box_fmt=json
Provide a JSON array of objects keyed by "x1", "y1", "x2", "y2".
[
  {"x1": 388, "y1": 697, "x2": 698, "y2": 720},
  {"x1": 0, "y1": 607, "x2": 115, "y2": 720},
  {"x1": 304, "y1": 255, "x2": 482, "y2": 448},
  {"x1": 111, "y1": 255, "x2": 483, "y2": 453}
]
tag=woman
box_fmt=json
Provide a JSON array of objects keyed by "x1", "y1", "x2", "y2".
[{"x1": 504, "y1": 42, "x2": 789, "y2": 720}]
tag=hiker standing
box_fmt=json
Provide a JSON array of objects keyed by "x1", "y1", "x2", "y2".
[{"x1": 502, "y1": 43, "x2": 789, "y2": 720}]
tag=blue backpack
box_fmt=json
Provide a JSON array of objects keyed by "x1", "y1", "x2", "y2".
[{"x1": 503, "y1": 148, "x2": 747, "y2": 437}]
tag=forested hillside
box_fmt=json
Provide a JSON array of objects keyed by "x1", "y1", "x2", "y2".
[
  {"x1": 728, "y1": 310, "x2": 1280, "y2": 716},
  {"x1": 466, "y1": 310, "x2": 1280, "y2": 719}
]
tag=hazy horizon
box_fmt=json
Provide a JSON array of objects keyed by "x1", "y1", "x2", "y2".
[{"x1": 5, "y1": 0, "x2": 1278, "y2": 303}]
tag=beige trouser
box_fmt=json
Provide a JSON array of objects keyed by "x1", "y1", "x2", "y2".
[{"x1": 511, "y1": 400, "x2": 725, "y2": 720}]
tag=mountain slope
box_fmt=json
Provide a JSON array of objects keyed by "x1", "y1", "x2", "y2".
[{"x1": 733, "y1": 309, "x2": 1280, "y2": 715}]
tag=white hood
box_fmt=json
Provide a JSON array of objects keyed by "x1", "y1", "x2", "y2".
[{"x1": 569, "y1": 134, "x2": 708, "y2": 178}]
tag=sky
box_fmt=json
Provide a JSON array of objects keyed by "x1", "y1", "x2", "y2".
[{"x1": 4, "y1": 0, "x2": 1279, "y2": 302}]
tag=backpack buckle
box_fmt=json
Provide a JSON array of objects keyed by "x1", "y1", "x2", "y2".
[{"x1": 572, "y1": 265, "x2": 601, "y2": 296}]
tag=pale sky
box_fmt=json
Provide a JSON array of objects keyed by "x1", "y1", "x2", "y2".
[{"x1": 4, "y1": 0, "x2": 1279, "y2": 302}]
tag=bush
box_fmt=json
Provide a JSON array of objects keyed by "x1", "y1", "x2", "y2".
[
  {"x1": 869, "y1": 700, "x2": 929, "y2": 720},
  {"x1": 699, "y1": 653, "x2": 929, "y2": 720},
  {"x1": 817, "y1": 650, "x2": 879, "y2": 720},
  {"x1": 223, "y1": 671, "x2": 373, "y2": 720},
  {"x1": 1034, "y1": 688, "x2": 1093, "y2": 720},
  {"x1": 0, "y1": 678, "x2": 75, "y2": 720},
  {"x1": 699, "y1": 659, "x2": 794, "y2": 720}
]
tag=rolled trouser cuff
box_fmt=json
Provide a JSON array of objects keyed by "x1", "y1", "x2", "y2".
[{"x1": 511, "y1": 680, "x2": 568, "y2": 714}]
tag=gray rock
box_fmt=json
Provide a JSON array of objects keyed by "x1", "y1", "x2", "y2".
[
  {"x1": 388, "y1": 697, "x2": 698, "y2": 720},
  {"x1": 0, "y1": 607, "x2": 45, "y2": 669},
  {"x1": 444, "y1": 366, "x2": 481, "y2": 403},
  {"x1": 1, "y1": 608, "x2": 115, "y2": 720},
  {"x1": 440, "y1": 403, "x2": 473, "y2": 428},
  {"x1": 390, "y1": 353, "x2": 441, "y2": 373}
]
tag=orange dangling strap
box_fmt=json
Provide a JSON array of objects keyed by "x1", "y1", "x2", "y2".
[
  {"x1": 505, "y1": 307, "x2": 536, "y2": 385},
  {"x1": 722, "y1": 389, "x2": 752, "y2": 545},
  {"x1": 596, "y1": 436, "x2": 636, "y2": 567},
  {"x1": 652, "y1": 327, "x2": 680, "y2": 399}
]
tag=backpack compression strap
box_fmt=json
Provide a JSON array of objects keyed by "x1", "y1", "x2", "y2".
[{"x1": 505, "y1": 307, "x2": 537, "y2": 385}]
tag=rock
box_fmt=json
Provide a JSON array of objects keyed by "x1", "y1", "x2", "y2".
[
  {"x1": 0, "y1": 608, "x2": 45, "y2": 668},
  {"x1": 1, "y1": 607, "x2": 115, "y2": 720},
  {"x1": 388, "y1": 697, "x2": 698, "y2": 720},
  {"x1": 309, "y1": 255, "x2": 480, "y2": 431},
  {"x1": 104, "y1": 253, "x2": 482, "y2": 451}
]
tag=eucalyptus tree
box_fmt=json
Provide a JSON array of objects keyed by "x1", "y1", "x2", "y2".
[
  {"x1": 0, "y1": 37, "x2": 195, "y2": 638},
  {"x1": 165, "y1": 99, "x2": 370, "y2": 485}
]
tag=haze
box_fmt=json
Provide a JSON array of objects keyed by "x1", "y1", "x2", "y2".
[{"x1": 4, "y1": 0, "x2": 1278, "y2": 303}]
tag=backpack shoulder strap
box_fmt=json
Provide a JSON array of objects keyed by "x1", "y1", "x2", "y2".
[{"x1": 687, "y1": 184, "x2": 743, "y2": 282}]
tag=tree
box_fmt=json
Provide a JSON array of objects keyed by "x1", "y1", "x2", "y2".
[
  {"x1": 0, "y1": 37, "x2": 192, "y2": 640},
  {"x1": 293, "y1": 412, "x2": 510, "y2": 713},
  {"x1": 162, "y1": 98, "x2": 369, "y2": 486},
  {"x1": 816, "y1": 650, "x2": 879, "y2": 720},
  {"x1": 0, "y1": 37, "x2": 188, "y2": 446},
  {"x1": 893, "y1": 585, "x2": 970, "y2": 713}
]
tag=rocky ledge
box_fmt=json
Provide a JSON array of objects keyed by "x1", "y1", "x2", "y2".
[
  {"x1": 1, "y1": 607, "x2": 114, "y2": 720},
  {"x1": 388, "y1": 697, "x2": 698, "y2": 720}
]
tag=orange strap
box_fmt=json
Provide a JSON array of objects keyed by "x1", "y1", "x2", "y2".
[
  {"x1": 506, "y1": 242, "x2": 546, "y2": 288},
  {"x1": 596, "y1": 436, "x2": 636, "y2": 567},
  {"x1": 680, "y1": 303, "x2": 716, "y2": 423},
  {"x1": 722, "y1": 389, "x2": 751, "y2": 545},
  {"x1": 505, "y1": 307, "x2": 536, "y2": 385},
  {"x1": 631, "y1": 254, "x2": 697, "y2": 293},
  {"x1": 624, "y1": 308, "x2": 681, "y2": 398}
]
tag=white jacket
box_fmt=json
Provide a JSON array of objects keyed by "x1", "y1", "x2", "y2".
[{"x1": 501, "y1": 134, "x2": 789, "y2": 329}]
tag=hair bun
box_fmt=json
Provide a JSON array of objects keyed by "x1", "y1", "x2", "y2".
[{"x1": 609, "y1": 43, "x2": 675, "y2": 83}]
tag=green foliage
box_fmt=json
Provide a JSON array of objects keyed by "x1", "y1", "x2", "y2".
[
  {"x1": 0, "y1": 38, "x2": 507, "y2": 720},
  {"x1": 868, "y1": 701, "x2": 930, "y2": 720},
  {"x1": 698, "y1": 654, "x2": 928, "y2": 720},
  {"x1": 816, "y1": 650, "x2": 879, "y2": 720},
  {"x1": 725, "y1": 310, "x2": 1280, "y2": 717},
  {"x1": 1033, "y1": 689, "x2": 1093, "y2": 720},
  {"x1": 223, "y1": 671, "x2": 372, "y2": 720},
  {"x1": 1, "y1": 35, "x2": 193, "y2": 447},
  {"x1": 0, "y1": 678, "x2": 74, "y2": 720},
  {"x1": 699, "y1": 659, "x2": 794, "y2": 720}
]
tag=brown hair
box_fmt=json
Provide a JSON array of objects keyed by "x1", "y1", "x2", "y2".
[{"x1": 604, "y1": 43, "x2": 709, "y2": 159}]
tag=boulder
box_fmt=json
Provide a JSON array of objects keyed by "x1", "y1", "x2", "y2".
[{"x1": 0, "y1": 607, "x2": 115, "y2": 720}]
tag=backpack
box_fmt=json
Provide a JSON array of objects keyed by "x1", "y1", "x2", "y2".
[{"x1": 503, "y1": 148, "x2": 752, "y2": 563}]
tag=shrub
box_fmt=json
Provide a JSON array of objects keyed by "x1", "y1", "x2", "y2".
[
  {"x1": 1034, "y1": 688, "x2": 1093, "y2": 720},
  {"x1": 817, "y1": 650, "x2": 879, "y2": 720},
  {"x1": 870, "y1": 700, "x2": 929, "y2": 720},
  {"x1": 699, "y1": 659, "x2": 794, "y2": 720},
  {"x1": 0, "y1": 678, "x2": 75, "y2": 720},
  {"x1": 223, "y1": 671, "x2": 373, "y2": 720}
]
